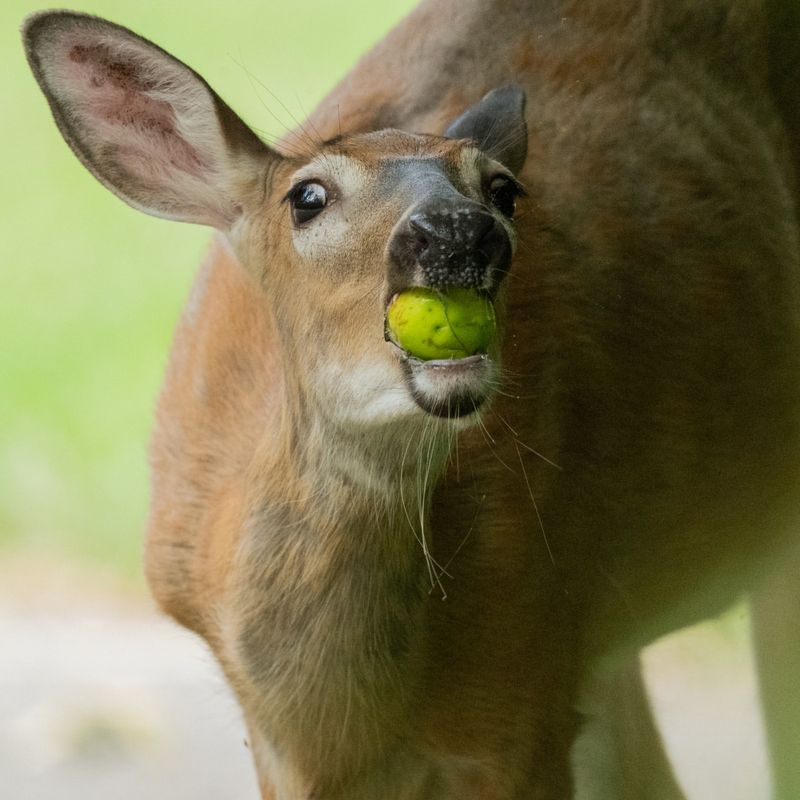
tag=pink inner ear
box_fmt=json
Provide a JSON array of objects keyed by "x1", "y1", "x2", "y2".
[{"x1": 62, "y1": 39, "x2": 207, "y2": 178}]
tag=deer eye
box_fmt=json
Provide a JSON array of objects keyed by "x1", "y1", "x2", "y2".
[
  {"x1": 288, "y1": 181, "x2": 328, "y2": 225},
  {"x1": 487, "y1": 175, "x2": 521, "y2": 219}
]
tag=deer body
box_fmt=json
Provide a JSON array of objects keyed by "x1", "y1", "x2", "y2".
[
  {"x1": 24, "y1": 2, "x2": 800, "y2": 798},
  {"x1": 301, "y1": 0, "x2": 800, "y2": 656}
]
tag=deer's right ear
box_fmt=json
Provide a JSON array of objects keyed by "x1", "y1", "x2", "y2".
[{"x1": 23, "y1": 11, "x2": 279, "y2": 230}]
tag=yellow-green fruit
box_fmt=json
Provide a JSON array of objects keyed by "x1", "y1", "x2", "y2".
[{"x1": 386, "y1": 287, "x2": 496, "y2": 360}]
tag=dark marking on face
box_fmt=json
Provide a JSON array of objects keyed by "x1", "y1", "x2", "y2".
[
  {"x1": 387, "y1": 199, "x2": 511, "y2": 296},
  {"x1": 377, "y1": 156, "x2": 513, "y2": 296}
]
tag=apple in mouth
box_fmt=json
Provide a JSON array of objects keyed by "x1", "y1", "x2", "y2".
[{"x1": 384, "y1": 287, "x2": 500, "y2": 418}]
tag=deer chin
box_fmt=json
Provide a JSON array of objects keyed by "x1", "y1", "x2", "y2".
[
  {"x1": 391, "y1": 344, "x2": 498, "y2": 419},
  {"x1": 318, "y1": 352, "x2": 494, "y2": 427}
]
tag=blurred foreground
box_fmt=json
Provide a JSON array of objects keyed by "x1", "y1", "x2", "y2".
[
  {"x1": 0, "y1": 559, "x2": 258, "y2": 800},
  {"x1": 0, "y1": 557, "x2": 769, "y2": 800}
]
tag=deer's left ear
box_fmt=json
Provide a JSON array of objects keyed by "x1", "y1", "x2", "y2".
[{"x1": 444, "y1": 85, "x2": 527, "y2": 175}]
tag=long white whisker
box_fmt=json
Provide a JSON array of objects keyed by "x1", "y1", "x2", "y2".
[
  {"x1": 494, "y1": 411, "x2": 563, "y2": 471},
  {"x1": 514, "y1": 440, "x2": 556, "y2": 570},
  {"x1": 473, "y1": 406, "x2": 516, "y2": 474}
]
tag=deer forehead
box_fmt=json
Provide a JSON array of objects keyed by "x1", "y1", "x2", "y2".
[
  {"x1": 291, "y1": 134, "x2": 487, "y2": 194},
  {"x1": 286, "y1": 144, "x2": 489, "y2": 260}
]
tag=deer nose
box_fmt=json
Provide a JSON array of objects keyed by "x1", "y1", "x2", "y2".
[
  {"x1": 408, "y1": 209, "x2": 495, "y2": 256},
  {"x1": 389, "y1": 202, "x2": 511, "y2": 293}
]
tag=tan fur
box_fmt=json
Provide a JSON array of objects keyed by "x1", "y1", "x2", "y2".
[{"x1": 25, "y1": 2, "x2": 800, "y2": 798}]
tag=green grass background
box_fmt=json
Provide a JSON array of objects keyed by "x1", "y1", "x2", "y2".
[{"x1": 1, "y1": 0, "x2": 416, "y2": 582}]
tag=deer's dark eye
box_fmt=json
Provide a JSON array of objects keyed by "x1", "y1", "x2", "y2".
[
  {"x1": 289, "y1": 181, "x2": 327, "y2": 225},
  {"x1": 488, "y1": 175, "x2": 520, "y2": 219}
]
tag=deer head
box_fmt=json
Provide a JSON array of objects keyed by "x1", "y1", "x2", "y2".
[{"x1": 24, "y1": 11, "x2": 527, "y2": 435}]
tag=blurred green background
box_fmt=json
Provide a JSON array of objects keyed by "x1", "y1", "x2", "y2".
[{"x1": 1, "y1": 0, "x2": 416, "y2": 585}]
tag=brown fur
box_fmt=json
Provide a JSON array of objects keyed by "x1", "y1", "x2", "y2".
[{"x1": 25, "y1": 2, "x2": 800, "y2": 798}]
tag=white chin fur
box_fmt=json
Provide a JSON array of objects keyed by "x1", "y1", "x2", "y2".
[
  {"x1": 320, "y1": 359, "x2": 421, "y2": 426},
  {"x1": 406, "y1": 354, "x2": 498, "y2": 419},
  {"x1": 320, "y1": 354, "x2": 496, "y2": 427}
]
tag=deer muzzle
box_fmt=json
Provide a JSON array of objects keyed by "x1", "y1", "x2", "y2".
[{"x1": 387, "y1": 198, "x2": 512, "y2": 297}]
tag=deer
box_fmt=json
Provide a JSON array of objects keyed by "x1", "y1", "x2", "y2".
[{"x1": 22, "y1": 2, "x2": 800, "y2": 798}]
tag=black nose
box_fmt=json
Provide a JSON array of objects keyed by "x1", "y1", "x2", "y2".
[
  {"x1": 389, "y1": 201, "x2": 511, "y2": 292},
  {"x1": 408, "y1": 209, "x2": 495, "y2": 256}
]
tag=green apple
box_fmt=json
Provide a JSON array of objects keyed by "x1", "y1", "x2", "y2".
[{"x1": 386, "y1": 287, "x2": 496, "y2": 360}]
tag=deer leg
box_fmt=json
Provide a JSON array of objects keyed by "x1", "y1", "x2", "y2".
[
  {"x1": 751, "y1": 547, "x2": 800, "y2": 800},
  {"x1": 573, "y1": 654, "x2": 686, "y2": 800}
]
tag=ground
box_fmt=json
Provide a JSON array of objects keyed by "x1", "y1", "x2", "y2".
[{"x1": 0, "y1": 559, "x2": 769, "y2": 799}]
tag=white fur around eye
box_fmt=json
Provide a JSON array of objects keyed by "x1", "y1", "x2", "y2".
[
  {"x1": 456, "y1": 147, "x2": 487, "y2": 202},
  {"x1": 289, "y1": 154, "x2": 366, "y2": 260},
  {"x1": 457, "y1": 147, "x2": 518, "y2": 250}
]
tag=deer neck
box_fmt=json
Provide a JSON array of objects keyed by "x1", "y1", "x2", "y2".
[{"x1": 228, "y1": 343, "x2": 453, "y2": 786}]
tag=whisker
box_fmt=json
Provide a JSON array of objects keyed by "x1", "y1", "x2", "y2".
[
  {"x1": 231, "y1": 56, "x2": 319, "y2": 154},
  {"x1": 420, "y1": 417, "x2": 449, "y2": 596},
  {"x1": 494, "y1": 411, "x2": 563, "y2": 471},
  {"x1": 472, "y1": 402, "x2": 516, "y2": 474},
  {"x1": 514, "y1": 440, "x2": 557, "y2": 569},
  {"x1": 294, "y1": 93, "x2": 328, "y2": 150},
  {"x1": 439, "y1": 492, "x2": 485, "y2": 575},
  {"x1": 400, "y1": 418, "x2": 448, "y2": 595}
]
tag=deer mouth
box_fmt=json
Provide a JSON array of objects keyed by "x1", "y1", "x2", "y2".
[
  {"x1": 383, "y1": 287, "x2": 499, "y2": 418},
  {"x1": 389, "y1": 345, "x2": 498, "y2": 418}
]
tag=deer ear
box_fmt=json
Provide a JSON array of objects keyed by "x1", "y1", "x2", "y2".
[
  {"x1": 23, "y1": 11, "x2": 278, "y2": 229},
  {"x1": 444, "y1": 85, "x2": 528, "y2": 175}
]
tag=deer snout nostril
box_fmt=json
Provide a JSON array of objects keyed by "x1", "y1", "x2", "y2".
[
  {"x1": 408, "y1": 213, "x2": 435, "y2": 255},
  {"x1": 409, "y1": 209, "x2": 495, "y2": 252},
  {"x1": 470, "y1": 212, "x2": 496, "y2": 250},
  {"x1": 389, "y1": 203, "x2": 512, "y2": 294}
]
